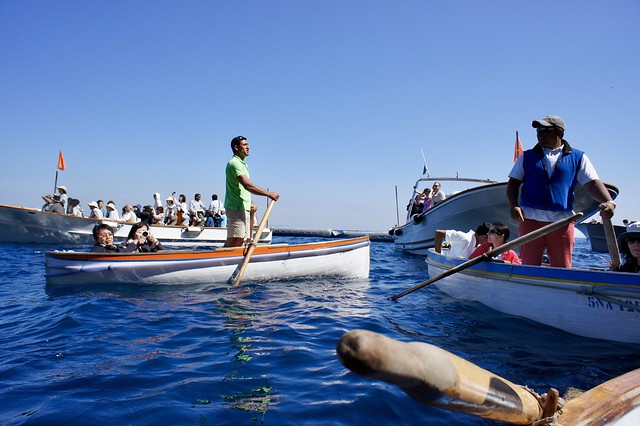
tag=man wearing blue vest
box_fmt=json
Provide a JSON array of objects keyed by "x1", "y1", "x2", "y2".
[{"x1": 507, "y1": 115, "x2": 615, "y2": 268}]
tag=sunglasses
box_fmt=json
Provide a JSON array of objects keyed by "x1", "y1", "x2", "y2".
[
  {"x1": 626, "y1": 238, "x2": 640, "y2": 245},
  {"x1": 536, "y1": 126, "x2": 556, "y2": 133},
  {"x1": 488, "y1": 229, "x2": 503, "y2": 235}
]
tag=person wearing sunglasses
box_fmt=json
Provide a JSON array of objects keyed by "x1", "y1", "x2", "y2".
[
  {"x1": 506, "y1": 115, "x2": 615, "y2": 268},
  {"x1": 470, "y1": 222, "x2": 521, "y2": 264},
  {"x1": 614, "y1": 223, "x2": 640, "y2": 273}
]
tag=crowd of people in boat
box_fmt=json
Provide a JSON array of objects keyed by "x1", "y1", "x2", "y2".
[
  {"x1": 408, "y1": 181, "x2": 447, "y2": 216},
  {"x1": 41, "y1": 186, "x2": 227, "y2": 228}
]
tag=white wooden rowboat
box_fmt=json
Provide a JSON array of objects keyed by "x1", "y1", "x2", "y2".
[
  {"x1": 426, "y1": 249, "x2": 640, "y2": 343},
  {"x1": 45, "y1": 236, "x2": 370, "y2": 287},
  {"x1": 0, "y1": 203, "x2": 272, "y2": 246}
]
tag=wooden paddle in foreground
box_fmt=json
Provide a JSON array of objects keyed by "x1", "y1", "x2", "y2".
[
  {"x1": 602, "y1": 217, "x2": 621, "y2": 268},
  {"x1": 228, "y1": 200, "x2": 276, "y2": 286},
  {"x1": 337, "y1": 329, "x2": 640, "y2": 425},
  {"x1": 390, "y1": 211, "x2": 584, "y2": 301}
]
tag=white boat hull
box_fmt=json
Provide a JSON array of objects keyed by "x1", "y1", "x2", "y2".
[
  {"x1": 426, "y1": 249, "x2": 640, "y2": 343},
  {"x1": 0, "y1": 204, "x2": 272, "y2": 246},
  {"x1": 45, "y1": 237, "x2": 370, "y2": 287}
]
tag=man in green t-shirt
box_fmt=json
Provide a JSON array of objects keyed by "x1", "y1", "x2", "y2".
[{"x1": 224, "y1": 135, "x2": 279, "y2": 247}]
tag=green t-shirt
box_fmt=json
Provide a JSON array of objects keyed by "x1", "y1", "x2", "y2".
[{"x1": 225, "y1": 155, "x2": 251, "y2": 211}]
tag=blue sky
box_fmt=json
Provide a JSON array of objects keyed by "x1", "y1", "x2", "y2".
[{"x1": 1, "y1": 1, "x2": 638, "y2": 232}]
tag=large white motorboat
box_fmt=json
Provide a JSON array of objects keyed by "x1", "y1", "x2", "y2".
[
  {"x1": 389, "y1": 177, "x2": 619, "y2": 256},
  {"x1": 0, "y1": 203, "x2": 272, "y2": 247}
]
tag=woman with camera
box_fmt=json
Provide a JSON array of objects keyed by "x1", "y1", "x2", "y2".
[{"x1": 120, "y1": 222, "x2": 164, "y2": 253}]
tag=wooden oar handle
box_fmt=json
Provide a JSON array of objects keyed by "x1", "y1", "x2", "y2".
[
  {"x1": 337, "y1": 330, "x2": 543, "y2": 424},
  {"x1": 229, "y1": 200, "x2": 276, "y2": 286},
  {"x1": 602, "y1": 218, "x2": 621, "y2": 268}
]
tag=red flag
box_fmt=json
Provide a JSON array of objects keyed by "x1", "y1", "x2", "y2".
[
  {"x1": 57, "y1": 151, "x2": 66, "y2": 171},
  {"x1": 513, "y1": 131, "x2": 524, "y2": 163}
]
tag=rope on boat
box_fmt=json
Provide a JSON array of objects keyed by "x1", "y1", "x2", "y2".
[{"x1": 521, "y1": 386, "x2": 565, "y2": 425}]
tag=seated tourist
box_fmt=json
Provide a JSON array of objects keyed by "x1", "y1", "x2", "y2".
[
  {"x1": 613, "y1": 222, "x2": 640, "y2": 273},
  {"x1": 91, "y1": 224, "x2": 120, "y2": 253},
  {"x1": 88, "y1": 201, "x2": 103, "y2": 219},
  {"x1": 121, "y1": 204, "x2": 137, "y2": 223},
  {"x1": 421, "y1": 188, "x2": 433, "y2": 212},
  {"x1": 192, "y1": 211, "x2": 206, "y2": 226},
  {"x1": 106, "y1": 202, "x2": 120, "y2": 220},
  {"x1": 41, "y1": 195, "x2": 54, "y2": 211},
  {"x1": 49, "y1": 195, "x2": 66, "y2": 214},
  {"x1": 177, "y1": 194, "x2": 190, "y2": 226},
  {"x1": 138, "y1": 205, "x2": 155, "y2": 225},
  {"x1": 470, "y1": 222, "x2": 521, "y2": 264},
  {"x1": 120, "y1": 222, "x2": 164, "y2": 253},
  {"x1": 56, "y1": 185, "x2": 69, "y2": 213},
  {"x1": 164, "y1": 198, "x2": 178, "y2": 225},
  {"x1": 218, "y1": 208, "x2": 227, "y2": 227},
  {"x1": 189, "y1": 193, "x2": 206, "y2": 226},
  {"x1": 431, "y1": 182, "x2": 446, "y2": 205},
  {"x1": 153, "y1": 206, "x2": 165, "y2": 224},
  {"x1": 69, "y1": 198, "x2": 84, "y2": 217},
  {"x1": 434, "y1": 222, "x2": 491, "y2": 258}
]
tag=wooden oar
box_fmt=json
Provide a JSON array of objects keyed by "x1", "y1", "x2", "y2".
[
  {"x1": 602, "y1": 217, "x2": 621, "y2": 268},
  {"x1": 337, "y1": 330, "x2": 544, "y2": 424},
  {"x1": 228, "y1": 200, "x2": 276, "y2": 286},
  {"x1": 390, "y1": 211, "x2": 584, "y2": 301}
]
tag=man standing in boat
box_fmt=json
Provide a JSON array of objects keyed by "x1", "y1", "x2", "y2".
[
  {"x1": 507, "y1": 115, "x2": 615, "y2": 268},
  {"x1": 223, "y1": 135, "x2": 279, "y2": 248}
]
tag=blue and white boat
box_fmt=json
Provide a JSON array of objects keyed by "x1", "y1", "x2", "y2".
[{"x1": 425, "y1": 249, "x2": 640, "y2": 343}]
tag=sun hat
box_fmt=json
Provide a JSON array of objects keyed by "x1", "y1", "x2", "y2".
[
  {"x1": 88, "y1": 201, "x2": 98, "y2": 208},
  {"x1": 532, "y1": 115, "x2": 565, "y2": 131},
  {"x1": 57, "y1": 185, "x2": 67, "y2": 193},
  {"x1": 166, "y1": 197, "x2": 174, "y2": 202},
  {"x1": 106, "y1": 202, "x2": 116, "y2": 210},
  {"x1": 619, "y1": 222, "x2": 640, "y2": 243}
]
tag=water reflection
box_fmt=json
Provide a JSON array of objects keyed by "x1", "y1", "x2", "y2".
[{"x1": 217, "y1": 287, "x2": 276, "y2": 423}]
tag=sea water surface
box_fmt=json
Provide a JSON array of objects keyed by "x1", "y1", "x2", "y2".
[{"x1": 0, "y1": 237, "x2": 638, "y2": 425}]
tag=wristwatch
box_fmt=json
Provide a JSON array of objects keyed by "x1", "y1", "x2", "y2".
[{"x1": 606, "y1": 200, "x2": 616, "y2": 208}]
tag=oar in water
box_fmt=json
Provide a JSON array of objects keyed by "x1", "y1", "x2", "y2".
[
  {"x1": 602, "y1": 217, "x2": 621, "y2": 268},
  {"x1": 337, "y1": 330, "x2": 546, "y2": 425},
  {"x1": 390, "y1": 211, "x2": 584, "y2": 301},
  {"x1": 228, "y1": 200, "x2": 276, "y2": 286}
]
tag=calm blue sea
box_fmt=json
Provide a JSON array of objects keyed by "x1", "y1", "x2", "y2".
[{"x1": 0, "y1": 237, "x2": 637, "y2": 425}]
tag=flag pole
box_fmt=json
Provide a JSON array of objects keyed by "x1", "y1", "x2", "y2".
[
  {"x1": 514, "y1": 131, "x2": 524, "y2": 163},
  {"x1": 53, "y1": 171, "x2": 59, "y2": 194},
  {"x1": 420, "y1": 148, "x2": 430, "y2": 177}
]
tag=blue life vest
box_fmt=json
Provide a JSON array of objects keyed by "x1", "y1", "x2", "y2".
[{"x1": 520, "y1": 141, "x2": 584, "y2": 211}]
